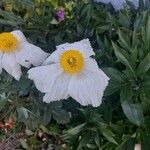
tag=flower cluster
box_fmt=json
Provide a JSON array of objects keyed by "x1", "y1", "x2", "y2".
[
  {"x1": 0, "y1": 30, "x2": 109, "y2": 107},
  {"x1": 0, "y1": 30, "x2": 48, "y2": 80},
  {"x1": 55, "y1": 8, "x2": 65, "y2": 22},
  {"x1": 0, "y1": 118, "x2": 13, "y2": 133}
]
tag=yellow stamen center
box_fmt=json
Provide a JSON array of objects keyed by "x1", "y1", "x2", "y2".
[
  {"x1": 60, "y1": 50, "x2": 84, "y2": 74},
  {"x1": 0, "y1": 32, "x2": 18, "y2": 52}
]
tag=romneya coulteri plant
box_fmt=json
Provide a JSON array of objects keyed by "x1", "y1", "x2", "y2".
[{"x1": 0, "y1": 0, "x2": 150, "y2": 149}]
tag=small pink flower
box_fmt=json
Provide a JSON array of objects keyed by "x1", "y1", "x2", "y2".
[{"x1": 55, "y1": 8, "x2": 65, "y2": 22}]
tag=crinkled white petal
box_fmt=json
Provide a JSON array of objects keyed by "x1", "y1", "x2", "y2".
[
  {"x1": 56, "y1": 39, "x2": 95, "y2": 58},
  {"x1": 15, "y1": 42, "x2": 48, "y2": 68},
  {"x1": 28, "y1": 64, "x2": 63, "y2": 93},
  {"x1": 129, "y1": 0, "x2": 139, "y2": 8},
  {"x1": 94, "y1": 0, "x2": 111, "y2": 4},
  {"x1": 94, "y1": 0, "x2": 139, "y2": 10},
  {"x1": 68, "y1": 58, "x2": 109, "y2": 107},
  {"x1": 0, "y1": 52, "x2": 3, "y2": 74},
  {"x1": 85, "y1": 58, "x2": 110, "y2": 81},
  {"x1": 111, "y1": 0, "x2": 125, "y2": 10},
  {"x1": 68, "y1": 70, "x2": 108, "y2": 107},
  {"x1": 11, "y1": 30, "x2": 27, "y2": 42},
  {"x1": 94, "y1": 0, "x2": 124, "y2": 8},
  {"x1": 43, "y1": 39, "x2": 95, "y2": 65},
  {"x1": 42, "y1": 43, "x2": 69, "y2": 65},
  {"x1": 43, "y1": 73, "x2": 71, "y2": 103},
  {"x1": 2, "y1": 53, "x2": 22, "y2": 80}
]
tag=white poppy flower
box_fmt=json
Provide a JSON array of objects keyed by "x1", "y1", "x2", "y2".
[
  {"x1": 0, "y1": 30, "x2": 48, "y2": 80},
  {"x1": 28, "y1": 39, "x2": 109, "y2": 107},
  {"x1": 94, "y1": 0, "x2": 139, "y2": 10}
]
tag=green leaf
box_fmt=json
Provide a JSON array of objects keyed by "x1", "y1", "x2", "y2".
[
  {"x1": 77, "y1": 133, "x2": 91, "y2": 150},
  {"x1": 130, "y1": 47, "x2": 138, "y2": 66},
  {"x1": 120, "y1": 84, "x2": 132, "y2": 101},
  {"x1": 146, "y1": 16, "x2": 150, "y2": 49},
  {"x1": 121, "y1": 101, "x2": 144, "y2": 126},
  {"x1": 141, "y1": 97, "x2": 150, "y2": 114},
  {"x1": 142, "y1": 135, "x2": 150, "y2": 150},
  {"x1": 94, "y1": 133, "x2": 101, "y2": 149},
  {"x1": 0, "y1": 9, "x2": 23, "y2": 26},
  {"x1": 103, "y1": 67, "x2": 124, "y2": 82},
  {"x1": 52, "y1": 108, "x2": 70, "y2": 124},
  {"x1": 20, "y1": 139, "x2": 29, "y2": 150},
  {"x1": 137, "y1": 52, "x2": 150, "y2": 76},
  {"x1": 142, "y1": 77, "x2": 150, "y2": 100},
  {"x1": 118, "y1": 12, "x2": 130, "y2": 28},
  {"x1": 101, "y1": 128, "x2": 118, "y2": 145},
  {"x1": 0, "y1": 93, "x2": 7, "y2": 111},
  {"x1": 50, "y1": 18, "x2": 59, "y2": 25},
  {"x1": 132, "y1": 29, "x2": 138, "y2": 48},
  {"x1": 64, "y1": 124, "x2": 85, "y2": 137},
  {"x1": 48, "y1": 0, "x2": 59, "y2": 7},
  {"x1": 112, "y1": 42, "x2": 135, "y2": 77},
  {"x1": 104, "y1": 80, "x2": 121, "y2": 96},
  {"x1": 142, "y1": 27, "x2": 148, "y2": 49},
  {"x1": 87, "y1": 144, "x2": 97, "y2": 149},
  {"x1": 118, "y1": 29, "x2": 130, "y2": 51},
  {"x1": 126, "y1": 138, "x2": 135, "y2": 150},
  {"x1": 116, "y1": 137, "x2": 135, "y2": 150},
  {"x1": 17, "y1": 107, "x2": 29, "y2": 119},
  {"x1": 141, "y1": 15, "x2": 150, "y2": 50},
  {"x1": 96, "y1": 25, "x2": 112, "y2": 34},
  {"x1": 25, "y1": 129, "x2": 34, "y2": 136},
  {"x1": 40, "y1": 125, "x2": 50, "y2": 134},
  {"x1": 41, "y1": 106, "x2": 52, "y2": 125}
]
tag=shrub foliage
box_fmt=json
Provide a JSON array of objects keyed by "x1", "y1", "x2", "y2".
[{"x1": 0, "y1": 0, "x2": 150, "y2": 149}]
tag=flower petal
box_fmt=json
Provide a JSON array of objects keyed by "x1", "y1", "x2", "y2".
[
  {"x1": 94, "y1": 0, "x2": 139, "y2": 10},
  {"x1": 43, "y1": 39, "x2": 95, "y2": 65},
  {"x1": 85, "y1": 58, "x2": 109, "y2": 81},
  {"x1": 111, "y1": 0, "x2": 125, "y2": 10},
  {"x1": 15, "y1": 42, "x2": 48, "y2": 68},
  {"x1": 94, "y1": 0, "x2": 124, "y2": 10},
  {"x1": 94, "y1": 0, "x2": 111, "y2": 4},
  {"x1": 11, "y1": 30, "x2": 27, "y2": 42},
  {"x1": 2, "y1": 53, "x2": 22, "y2": 80},
  {"x1": 68, "y1": 59, "x2": 109, "y2": 107},
  {"x1": 43, "y1": 73, "x2": 71, "y2": 103},
  {"x1": 129, "y1": 0, "x2": 139, "y2": 8},
  {"x1": 28, "y1": 64, "x2": 63, "y2": 93},
  {"x1": 57, "y1": 39, "x2": 95, "y2": 57}
]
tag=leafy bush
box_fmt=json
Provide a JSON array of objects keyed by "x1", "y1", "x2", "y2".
[{"x1": 0, "y1": 0, "x2": 150, "y2": 149}]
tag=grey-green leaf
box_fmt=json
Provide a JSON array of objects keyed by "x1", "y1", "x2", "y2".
[
  {"x1": 137, "y1": 52, "x2": 150, "y2": 76},
  {"x1": 121, "y1": 101, "x2": 144, "y2": 126}
]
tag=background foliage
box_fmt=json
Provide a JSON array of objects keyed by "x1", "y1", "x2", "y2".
[{"x1": 0, "y1": 0, "x2": 150, "y2": 149}]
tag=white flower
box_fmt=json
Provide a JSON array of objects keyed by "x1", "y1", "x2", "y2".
[
  {"x1": 0, "y1": 30, "x2": 48, "y2": 80},
  {"x1": 94, "y1": 0, "x2": 139, "y2": 10},
  {"x1": 28, "y1": 39, "x2": 109, "y2": 107}
]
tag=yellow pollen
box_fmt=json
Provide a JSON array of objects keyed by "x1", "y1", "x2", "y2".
[
  {"x1": 60, "y1": 50, "x2": 84, "y2": 74},
  {"x1": 0, "y1": 32, "x2": 18, "y2": 52}
]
